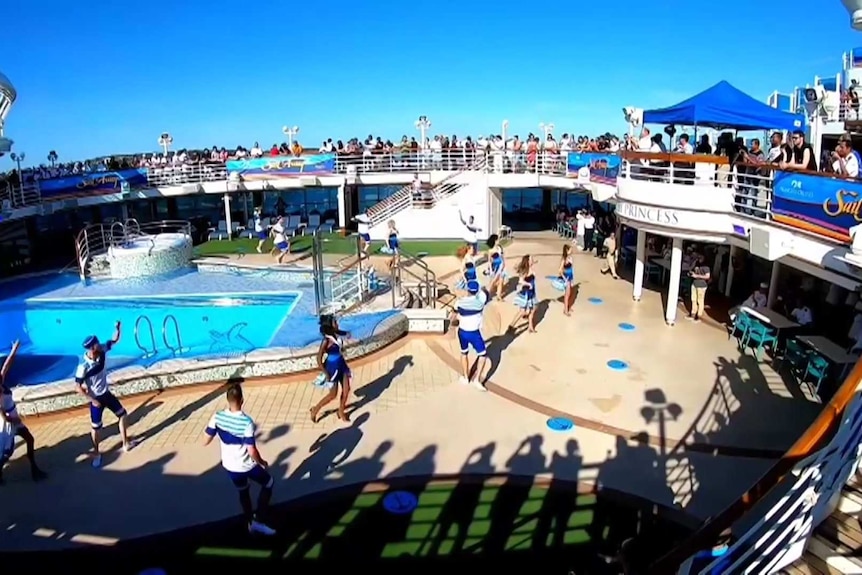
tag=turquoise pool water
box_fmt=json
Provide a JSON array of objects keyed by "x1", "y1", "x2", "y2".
[{"x1": 0, "y1": 268, "x2": 397, "y2": 387}]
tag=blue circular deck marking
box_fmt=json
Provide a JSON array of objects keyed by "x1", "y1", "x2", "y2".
[
  {"x1": 383, "y1": 491, "x2": 418, "y2": 515},
  {"x1": 618, "y1": 323, "x2": 636, "y2": 331},
  {"x1": 607, "y1": 359, "x2": 629, "y2": 371},
  {"x1": 588, "y1": 297, "x2": 603, "y2": 304},
  {"x1": 547, "y1": 417, "x2": 574, "y2": 432}
]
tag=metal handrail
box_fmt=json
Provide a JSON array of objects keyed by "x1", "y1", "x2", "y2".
[
  {"x1": 110, "y1": 221, "x2": 126, "y2": 245},
  {"x1": 162, "y1": 314, "x2": 183, "y2": 355},
  {"x1": 124, "y1": 218, "x2": 141, "y2": 238},
  {"x1": 134, "y1": 315, "x2": 157, "y2": 357},
  {"x1": 395, "y1": 247, "x2": 438, "y2": 308}
]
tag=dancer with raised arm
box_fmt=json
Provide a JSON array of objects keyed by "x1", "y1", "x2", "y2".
[
  {"x1": 449, "y1": 280, "x2": 490, "y2": 391},
  {"x1": 459, "y1": 210, "x2": 482, "y2": 257},
  {"x1": 0, "y1": 340, "x2": 47, "y2": 484},
  {"x1": 75, "y1": 323, "x2": 136, "y2": 468},
  {"x1": 203, "y1": 383, "x2": 276, "y2": 536}
]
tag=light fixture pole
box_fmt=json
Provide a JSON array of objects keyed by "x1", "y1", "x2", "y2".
[
  {"x1": 501, "y1": 119, "x2": 509, "y2": 145},
  {"x1": 9, "y1": 151, "x2": 24, "y2": 173},
  {"x1": 539, "y1": 122, "x2": 555, "y2": 140},
  {"x1": 158, "y1": 132, "x2": 173, "y2": 155},
  {"x1": 282, "y1": 125, "x2": 300, "y2": 147},
  {"x1": 415, "y1": 115, "x2": 431, "y2": 148}
]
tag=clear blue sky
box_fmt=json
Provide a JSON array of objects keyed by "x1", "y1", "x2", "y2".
[{"x1": 1, "y1": 0, "x2": 860, "y2": 168}]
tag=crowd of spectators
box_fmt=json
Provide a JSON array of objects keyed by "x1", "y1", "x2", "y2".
[{"x1": 1, "y1": 129, "x2": 626, "y2": 190}]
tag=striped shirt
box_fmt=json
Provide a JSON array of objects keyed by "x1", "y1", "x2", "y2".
[
  {"x1": 74, "y1": 340, "x2": 114, "y2": 397},
  {"x1": 205, "y1": 409, "x2": 257, "y2": 472},
  {"x1": 456, "y1": 290, "x2": 489, "y2": 332}
]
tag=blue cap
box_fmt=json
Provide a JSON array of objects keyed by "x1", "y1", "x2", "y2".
[
  {"x1": 467, "y1": 280, "x2": 480, "y2": 293},
  {"x1": 82, "y1": 335, "x2": 99, "y2": 349}
]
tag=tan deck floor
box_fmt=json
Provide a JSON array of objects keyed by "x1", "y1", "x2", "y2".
[{"x1": 0, "y1": 237, "x2": 824, "y2": 552}]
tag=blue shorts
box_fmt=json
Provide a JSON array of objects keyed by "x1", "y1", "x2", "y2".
[
  {"x1": 276, "y1": 241, "x2": 289, "y2": 252},
  {"x1": 458, "y1": 329, "x2": 487, "y2": 356},
  {"x1": 89, "y1": 391, "x2": 126, "y2": 429},
  {"x1": 256, "y1": 230, "x2": 267, "y2": 240},
  {"x1": 227, "y1": 464, "x2": 273, "y2": 490},
  {"x1": 360, "y1": 233, "x2": 371, "y2": 242}
]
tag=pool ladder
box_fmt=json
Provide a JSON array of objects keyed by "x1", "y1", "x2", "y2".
[{"x1": 134, "y1": 314, "x2": 186, "y2": 357}]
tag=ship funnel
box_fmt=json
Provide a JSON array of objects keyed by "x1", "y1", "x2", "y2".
[
  {"x1": 842, "y1": 0, "x2": 862, "y2": 30},
  {"x1": 0, "y1": 72, "x2": 16, "y2": 155}
]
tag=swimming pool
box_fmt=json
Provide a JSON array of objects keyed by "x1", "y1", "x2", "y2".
[{"x1": 0, "y1": 267, "x2": 397, "y2": 386}]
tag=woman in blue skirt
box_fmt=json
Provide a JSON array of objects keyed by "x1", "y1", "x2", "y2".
[
  {"x1": 454, "y1": 244, "x2": 478, "y2": 294},
  {"x1": 486, "y1": 234, "x2": 507, "y2": 301},
  {"x1": 554, "y1": 243, "x2": 576, "y2": 316},
  {"x1": 508, "y1": 255, "x2": 538, "y2": 333},
  {"x1": 311, "y1": 315, "x2": 353, "y2": 423},
  {"x1": 385, "y1": 220, "x2": 400, "y2": 270}
]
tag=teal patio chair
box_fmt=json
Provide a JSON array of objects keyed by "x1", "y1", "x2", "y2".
[
  {"x1": 780, "y1": 338, "x2": 810, "y2": 375},
  {"x1": 803, "y1": 354, "x2": 830, "y2": 397},
  {"x1": 730, "y1": 312, "x2": 753, "y2": 345},
  {"x1": 741, "y1": 321, "x2": 777, "y2": 361},
  {"x1": 646, "y1": 262, "x2": 663, "y2": 283}
]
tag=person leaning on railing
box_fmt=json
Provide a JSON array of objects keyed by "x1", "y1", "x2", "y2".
[{"x1": 826, "y1": 133, "x2": 861, "y2": 179}]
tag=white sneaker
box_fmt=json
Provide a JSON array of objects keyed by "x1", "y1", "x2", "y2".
[
  {"x1": 459, "y1": 376, "x2": 469, "y2": 386},
  {"x1": 123, "y1": 439, "x2": 138, "y2": 452},
  {"x1": 470, "y1": 380, "x2": 488, "y2": 392},
  {"x1": 249, "y1": 520, "x2": 276, "y2": 536},
  {"x1": 91, "y1": 455, "x2": 102, "y2": 469}
]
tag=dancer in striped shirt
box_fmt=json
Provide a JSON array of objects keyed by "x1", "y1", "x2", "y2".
[{"x1": 204, "y1": 383, "x2": 276, "y2": 535}]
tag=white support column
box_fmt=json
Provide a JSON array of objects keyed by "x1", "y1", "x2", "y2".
[
  {"x1": 223, "y1": 193, "x2": 232, "y2": 240},
  {"x1": 337, "y1": 183, "x2": 347, "y2": 229},
  {"x1": 724, "y1": 245, "x2": 738, "y2": 298},
  {"x1": 665, "y1": 237, "x2": 684, "y2": 326},
  {"x1": 767, "y1": 261, "x2": 781, "y2": 307},
  {"x1": 633, "y1": 229, "x2": 646, "y2": 301}
]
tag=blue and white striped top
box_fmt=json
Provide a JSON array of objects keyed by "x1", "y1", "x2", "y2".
[
  {"x1": 456, "y1": 289, "x2": 489, "y2": 332},
  {"x1": 205, "y1": 409, "x2": 257, "y2": 472}
]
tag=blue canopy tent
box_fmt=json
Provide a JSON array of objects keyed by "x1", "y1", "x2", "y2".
[{"x1": 642, "y1": 81, "x2": 805, "y2": 132}]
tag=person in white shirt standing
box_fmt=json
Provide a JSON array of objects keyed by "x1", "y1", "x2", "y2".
[
  {"x1": 203, "y1": 383, "x2": 276, "y2": 535},
  {"x1": 75, "y1": 323, "x2": 135, "y2": 468},
  {"x1": 449, "y1": 280, "x2": 490, "y2": 392},
  {"x1": 459, "y1": 210, "x2": 482, "y2": 256},
  {"x1": 831, "y1": 134, "x2": 860, "y2": 178},
  {"x1": 355, "y1": 213, "x2": 371, "y2": 257}
]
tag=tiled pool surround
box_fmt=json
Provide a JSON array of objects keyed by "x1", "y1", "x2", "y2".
[{"x1": 13, "y1": 312, "x2": 410, "y2": 416}]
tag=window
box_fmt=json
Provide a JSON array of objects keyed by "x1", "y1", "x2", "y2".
[{"x1": 358, "y1": 185, "x2": 401, "y2": 213}]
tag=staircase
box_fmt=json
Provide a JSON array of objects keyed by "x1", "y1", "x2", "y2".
[{"x1": 365, "y1": 156, "x2": 487, "y2": 228}]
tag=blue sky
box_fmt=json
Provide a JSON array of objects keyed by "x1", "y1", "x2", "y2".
[{"x1": 1, "y1": 0, "x2": 860, "y2": 167}]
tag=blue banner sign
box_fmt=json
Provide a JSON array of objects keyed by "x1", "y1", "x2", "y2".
[
  {"x1": 38, "y1": 169, "x2": 148, "y2": 200},
  {"x1": 226, "y1": 153, "x2": 336, "y2": 180},
  {"x1": 772, "y1": 171, "x2": 860, "y2": 241},
  {"x1": 566, "y1": 152, "x2": 620, "y2": 184}
]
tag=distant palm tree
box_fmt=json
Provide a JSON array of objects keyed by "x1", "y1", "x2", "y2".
[{"x1": 47, "y1": 150, "x2": 58, "y2": 167}]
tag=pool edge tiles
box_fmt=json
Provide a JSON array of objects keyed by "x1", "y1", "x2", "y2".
[{"x1": 13, "y1": 313, "x2": 409, "y2": 416}]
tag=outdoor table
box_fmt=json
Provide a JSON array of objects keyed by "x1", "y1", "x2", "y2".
[
  {"x1": 797, "y1": 335, "x2": 860, "y2": 380},
  {"x1": 649, "y1": 256, "x2": 692, "y2": 284},
  {"x1": 741, "y1": 307, "x2": 799, "y2": 330},
  {"x1": 742, "y1": 307, "x2": 799, "y2": 356}
]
